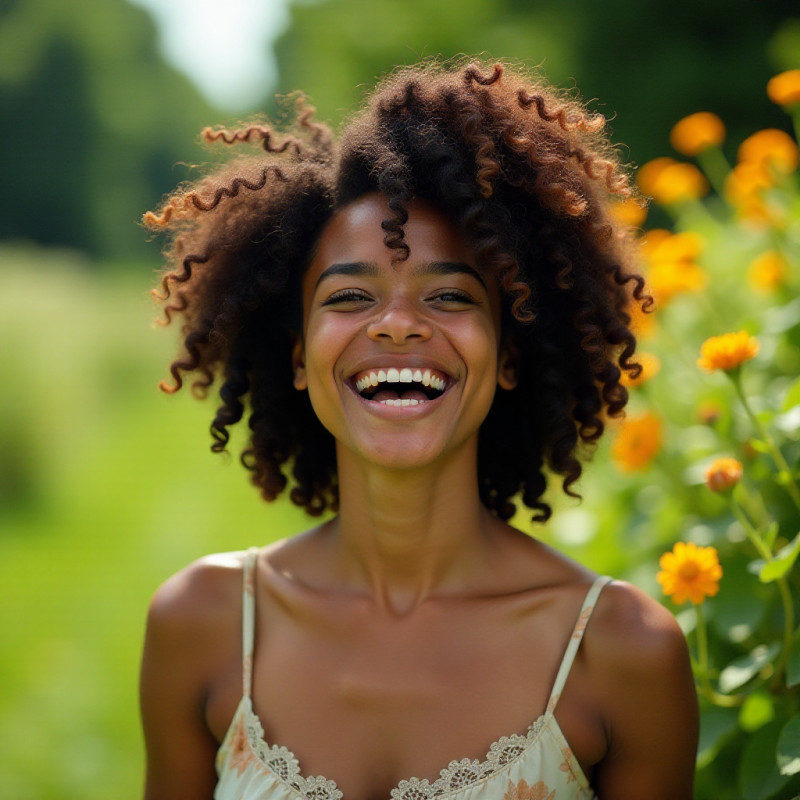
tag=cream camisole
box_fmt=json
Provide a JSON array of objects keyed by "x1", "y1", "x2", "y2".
[{"x1": 215, "y1": 548, "x2": 610, "y2": 800}]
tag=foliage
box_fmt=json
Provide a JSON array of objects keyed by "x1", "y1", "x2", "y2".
[
  {"x1": 563, "y1": 76, "x2": 800, "y2": 799},
  {"x1": 274, "y1": 0, "x2": 797, "y2": 165},
  {"x1": 0, "y1": 0, "x2": 218, "y2": 259},
  {"x1": 0, "y1": 248, "x2": 308, "y2": 799}
]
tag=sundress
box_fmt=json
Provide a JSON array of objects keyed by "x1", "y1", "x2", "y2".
[{"x1": 215, "y1": 548, "x2": 610, "y2": 800}]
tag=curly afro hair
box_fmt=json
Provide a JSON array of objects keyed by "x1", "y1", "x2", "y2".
[{"x1": 143, "y1": 58, "x2": 650, "y2": 523}]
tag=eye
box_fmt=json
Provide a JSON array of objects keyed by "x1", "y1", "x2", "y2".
[
  {"x1": 320, "y1": 289, "x2": 373, "y2": 307},
  {"x1": 428, "y1": 289, "x2": 477, "y2": 306}
]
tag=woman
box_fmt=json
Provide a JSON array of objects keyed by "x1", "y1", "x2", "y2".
[{"x1": 139, "y1": 60, "x2": 698, "y2": 800}]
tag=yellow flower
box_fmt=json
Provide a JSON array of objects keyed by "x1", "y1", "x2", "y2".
[
  {"x1": 748, "y1": 251, "x2": 790, "y2": 292},
  {"x1": 610, "y1": 197, "x2": 648, "y2": 228},
  {"x1": 697, "y1": 331, "x2": 759, "y2": 372},
  {"x1": 620, "y1": 352, "x2": 661, "y2": 388},
  {"x1": 767, "y1": 70, "x2": 800, "y2": 107},
  {"x1": 648, "y1": 262, "x2": 707, "y2": 304},
  {"x1": 649, "y1": 231, "x2": 705, "y2": 262},
  {"x1": 638, "y1": 158, "x2": 708, "y2": 205},
  {"x1": 657, "y1": 542, "x2": 722, "y2": 605},
  {"x1": 738, "y1": 129, "x2": 799, "y2": 174},
  {"x1": 627, "y1": 296, "x2": 657, "y2": 339},
  {"x1": 670, "y1": 112, "x2": 726, "y2": 156},
  {"x1": 611, "y1": 412, "x2": 662, "y2": 472},
  {"x1": 704, "y1": 457, "x2": 743, "y2": 493},
  {"x1": 637, "y1": 158, "x2": 678, "y2": 196},
  {"x1": 641, "y1": 231, "x2": 707, "y2": 306},
  {"x1": 724, "y1": 161, "x2": 775, "y2": 224}
]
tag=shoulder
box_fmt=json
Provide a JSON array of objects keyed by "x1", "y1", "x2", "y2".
[
  {"x1": 145, "y1": 550, "x2": 251, "y2": 648},
  {"x1": 582, "y1": 579, "x2": 697, "y2": 744},
  {"x1": 587, "y1": 579, "x2": 689, "y2": 668}
]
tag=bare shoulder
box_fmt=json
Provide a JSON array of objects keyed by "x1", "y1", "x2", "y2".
[
  {"x1": 146, "y1": 550, "x2": 249, "y2": 639},
  {"x1": 580, "y1": 580, "x2": 698, "y2": 798},
  {"x1": 586, "y1": 579, "x2": 690, "y2": 672}
]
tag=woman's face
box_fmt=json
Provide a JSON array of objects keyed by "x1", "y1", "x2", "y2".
[{"x1": 293, "y1": 192, "x2": 516, "y2": 471}]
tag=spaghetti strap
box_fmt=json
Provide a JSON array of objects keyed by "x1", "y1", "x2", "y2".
[
  {"x1": 546, "y1": 575, "x2": 612, "y2": 714},
  {"x1": 241, "y1": 547, "x2": 259, "y2": 698}
]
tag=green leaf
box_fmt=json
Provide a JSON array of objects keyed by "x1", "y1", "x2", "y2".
[
  {"x1": 781, "y1": 376, "x2": 800, "y2": 412},
  {"x1": 775, "y1": 469, "x2": 796, "y2": 486},
  {"x1": 748, "y1": 438, "x2": 771, "y2": 454},
  {"x1": 739, "y1": 692, "x2": 775, "y2": 733},
  {"x1": 759, "y1": 532, "x2": 800, "y2": 583},
  {"x1": 739, "y1": 721, "x2": 792, "y2": 800},
  {"x1": 719, "y1": 643, "x2": 780, "y2": 693},
  {"x1": 697, "y1": 706, "x2": 740, "y2": 768},
  {"x1": 777, "y1": 717, "x2": 800, "y2": 776},
  {"x1": 788, "y1": 627, "x2": 800, "y2": 689},
  {"x1": 764, "y1": 521, "x2": 780, "y2": 550}
]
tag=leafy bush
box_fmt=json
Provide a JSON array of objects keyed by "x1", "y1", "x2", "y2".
[{"x1": 600, "y1": 71, "x2": 800, "y2": 800}]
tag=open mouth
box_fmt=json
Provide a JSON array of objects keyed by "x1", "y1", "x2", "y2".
[{"x1": 351, "y1": 367, "x2": 449, "y2": 407}]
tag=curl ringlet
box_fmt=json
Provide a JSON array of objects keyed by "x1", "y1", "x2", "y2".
[{"x1": 144, "y1": 58, "x2": 650, "y2": 523}]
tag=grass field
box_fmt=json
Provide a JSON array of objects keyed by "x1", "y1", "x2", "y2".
[{"x1": 0, "y1": 246, "x2": 310, "y2": 799}]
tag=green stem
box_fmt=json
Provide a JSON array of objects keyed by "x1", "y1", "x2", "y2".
[
  {"x1": 729, "y1": 499, "x2": 797, "y2": 690},
  {"x1": 772, "y1": 577, "x2": 796, "y2": 689},
  {"x1": 731, "y1": 497, "x2": 772, "y2": 560},
  {"x1": 730, "y1": 370, "x2": 800, "y2": 512},
  {"x1": 697, "y1": 146, "x2": 732, "y2": 199},
  {"x1": 694, "y1": 603, "x2": 744, "y2": 707},
  {"x1": 791, "y1": 105, "x2": 800, "y2": 149}
]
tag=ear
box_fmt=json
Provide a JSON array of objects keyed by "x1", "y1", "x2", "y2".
[
  {"x1": 291, "y1": 337, "x2": 308, "y2": 391},
  {"x1": 497, "y1": 336, "x2": 519, "y2": 391}
]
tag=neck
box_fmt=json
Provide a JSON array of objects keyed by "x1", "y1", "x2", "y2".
[{"x1": 329, "y1": 440, "x2": 496, "y2": 614}]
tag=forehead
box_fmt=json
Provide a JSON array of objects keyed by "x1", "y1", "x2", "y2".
[{"x1": 307, "y1": 192, "x2": 476, "y2": 271}]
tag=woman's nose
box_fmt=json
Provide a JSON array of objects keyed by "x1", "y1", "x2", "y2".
[{"x1": 366, "y1": 297, "x2": 433, "y2": 344}]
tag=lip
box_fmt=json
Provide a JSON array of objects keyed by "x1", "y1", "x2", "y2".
[
  {"x1": 343, "y1": 358, "x2": 457, "y2": 417},
  {"x1": 347, "y1": 381, "x2": 452, "y2": 418}
]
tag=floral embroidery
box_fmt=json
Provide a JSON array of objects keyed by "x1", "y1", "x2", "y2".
[
  {"x1": 229, "y1": 715, "x2": 256, "y2": 777},
  {"x1": 572, "y1": 606, "x2": 593, "y2": 639},
  {"x1": 559, "y1": 747, "x2": 577, "y2": 784},
  {"x1": 504, "y1": 778, "x2": 556, "y2": 800}
]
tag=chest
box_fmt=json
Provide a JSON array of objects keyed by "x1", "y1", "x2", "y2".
[{"x1": 208, "y1": 594, "x2": 605, "y2": 798}]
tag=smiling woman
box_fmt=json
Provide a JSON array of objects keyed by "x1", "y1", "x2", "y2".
[{"x1": 140, "y1": 59, "x2": 698, "y2": 800}]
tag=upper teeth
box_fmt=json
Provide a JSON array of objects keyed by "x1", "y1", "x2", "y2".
[{"x1": 354, "y1": 368, "x2": 446, "y2": 394}]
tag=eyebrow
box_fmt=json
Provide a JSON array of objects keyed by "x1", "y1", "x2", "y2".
[{"x1": 315, "y1": 260, "x2": 486, "y2": 289}]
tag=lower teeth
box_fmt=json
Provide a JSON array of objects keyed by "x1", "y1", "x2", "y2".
[{"x1": 380, "y1": 398, "x2": 422, "y2": 406}]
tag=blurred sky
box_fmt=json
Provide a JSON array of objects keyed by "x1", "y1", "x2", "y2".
[{"x1": 127, "y1": 0, "x2": 291, "y2": 110}]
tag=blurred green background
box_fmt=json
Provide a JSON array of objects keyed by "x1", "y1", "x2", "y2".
[{"x1": 1, "y1": 1, "x2": 798, "y2": 797}]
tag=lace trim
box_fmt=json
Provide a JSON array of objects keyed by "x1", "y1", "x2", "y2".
[{"x1": 240, "y1": 699, "x2": 548, "y2": 800}]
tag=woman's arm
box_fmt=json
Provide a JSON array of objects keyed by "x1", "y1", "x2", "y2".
[
  {"x1": 589, "y1": 582, "x2": 699, "y2": 800},
  {"x1": 139, "y1": 561, "x2": 237, "y2": 800}
]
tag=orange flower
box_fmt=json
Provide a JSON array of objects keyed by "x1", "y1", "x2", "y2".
[
  {"x1": 638, "y1": 159, "x2": 709, "y2": 205},
  {"x1": 642, "y1": 231, "x2": 707, "y2": 306},
  {"x1": 670, "y1": 112, "x2": 726, "y2": 156},
  {"x1": 636, "y1": 158, "x2": 678, "y2": 197},
  {"x1": 657, "y1": 542, "x2": 722, "y2": 604},
  {"x1": 697, "y1": 331, "x2": 759, "y2": 372},
  {"x1": 704, "y1": 457, "x2": 743, "y2": 493},
  {"x1": 627, "y1": 296, "x2": 657, "y2": 339},
  {"x1": 611, "y1": 412, "x2": 662, "y2": 472},
  {"x1": 724, "y1": 161, "x2": 775, "y2": 224},
  {"x1": 610, "y1": 197, "x2": 648, "y2": 228},
  {"x1": 504, "y1": 779, "x2": 556, "y2": 800},
  {"x1": 748, "y1": 250, "x2": 790, "y2": 292},
  {"x1": 621, "y1": 352, "x2": 661, "y2": 388},
  {"x1": 738, "y1": 129, "x2": 799, "y2": 174},
  {"x1": 767, "y1": 70, "x2": 800, "y2": 106}
]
